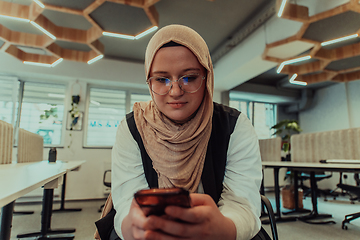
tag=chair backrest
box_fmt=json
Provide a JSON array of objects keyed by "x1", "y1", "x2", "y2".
[
  {"x1": 103, "y1": 170, "x2": 111, "y2": 187},
  {"x1": 261, "y1": 195, "x2": 278, "y2": 240},
  {"x1": 259, "y1": 137, "x2": 282, "y2": 162},
  {"x1": 17, "y1": 128, "x2": 44, "y2": 163},
  {"x1": 291, "y1": 128, "x2": 360, "y2": 163},
  {"x1": 0, "y1": 120, "x2": 13, "y2": 164}
]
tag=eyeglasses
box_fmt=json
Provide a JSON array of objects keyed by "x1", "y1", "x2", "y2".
[{"x1": 146, "y1": 73, "x2": 205, "y2": 95}]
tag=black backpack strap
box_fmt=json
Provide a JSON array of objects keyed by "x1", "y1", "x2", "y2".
[
  {"x1": 126, "y1": 112, "x2": 158, "y2": 188},
  {"x1": 95, "y1": 208, "x2": 116, "y2": 240},
  {"x1": 251, "y1": 227, "x2": 272, "y2": 240},
  {"x1": 201, "y1": 103, "x2": 240, "y2": 203}
]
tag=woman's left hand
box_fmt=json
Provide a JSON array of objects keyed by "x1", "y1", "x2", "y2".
[{"x1": 143, "y1": 193, "x2": 236, "y2": 240}]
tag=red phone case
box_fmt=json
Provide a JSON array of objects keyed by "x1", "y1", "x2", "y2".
[{"x1": 134, "y1": 188, "x2": 191, "y2": 216}]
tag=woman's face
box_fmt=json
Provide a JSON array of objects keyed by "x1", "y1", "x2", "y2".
[{"x1": 149, "y1": 46, "x2": 207, "y2": 124}]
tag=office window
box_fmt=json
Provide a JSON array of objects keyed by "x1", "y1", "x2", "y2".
[
  {"x1": 20, "y1": 82, "x2": 65, "y2": 145},
  {"x1": 230, "y1": 99, "x2": 276, "y2": 139},
  {"x1": 0, "y1": 77, "x2": 19, "y2": 125},
  {"x1": 86, "y1": 88, "x2": 126, "y2": 147},
  {"x1": 130, "y1": 92, "x2": 152, "y2": 111}
]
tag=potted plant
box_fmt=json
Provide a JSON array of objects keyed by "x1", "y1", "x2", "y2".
[
  {"x1": 69, "y1": 95, "x2": 80, "y2": 130},
  {"x1": 281, "y1": 174, "x2": 304, "y2": 210},
  {"x1": 270, "y1": 119, "x2": 303, "y2": 209},
  {"x1": 270, "y1": 119, "x2": 302, "y2": 161},
  {"x1": 67, "y1": 95, "x2": 81, "y2": 148}
]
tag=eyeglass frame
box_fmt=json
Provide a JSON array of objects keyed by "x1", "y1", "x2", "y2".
[{"x1": 146, "y1": 73, "x2": 206, "y2": 95}]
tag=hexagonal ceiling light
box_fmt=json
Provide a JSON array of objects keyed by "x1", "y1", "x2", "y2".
[
  {"x1": 263, "y1": 0, "x2": 360, "y2": 86},
  {"x1": 0, "y1": 0, "x2": 160, "y2": 67}
]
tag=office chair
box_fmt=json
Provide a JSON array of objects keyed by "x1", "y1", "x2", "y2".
[
  {"x1": 298, "y1": 171, "x2": 338, "y2": 201},
  {"x1": 98, "y1": 170, "x2": 111, "y2": 212},
  {"x1": 337, "y1": 173, "x2": 360, "y2": 230}
]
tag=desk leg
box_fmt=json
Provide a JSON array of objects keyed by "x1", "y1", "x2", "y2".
[
  {"x1": 53, "y1": 174, "x2": 82, "y2": 213},
  {"x1": 262, "y1": 167, "x2": 296, "y2": 224},
  {"x1": 0, "y1": 201, "x2": 14, "y2": 240},
  {"x1": 17, "y1": 189, "x2": 75, "y2": 239},
  {"x1": 298, "y1": 171, "x2": 335, "y2": 224},
  {"x1": 282, "y1": 170, "x2": 311, "y2": 215}
]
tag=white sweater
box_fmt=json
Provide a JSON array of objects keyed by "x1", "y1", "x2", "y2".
[{"x1": 111, "y1": 113, "x2": 262, "y2": 240}]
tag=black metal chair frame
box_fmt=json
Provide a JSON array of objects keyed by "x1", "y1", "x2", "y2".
[
  {"x1": 99, "y1": 170, "x2": 111, "y2": 212},
  {"x1": 337, "y1": 173, "x2": 360, "y2": 230},
  {"x1": 261, "y1": 195, "x2": 279, "y2": 240}
]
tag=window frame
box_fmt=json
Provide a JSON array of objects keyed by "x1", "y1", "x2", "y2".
[
  {"x1": 83, "y1": 84, "x2": 151, "y2": 148},
  {"x1": 229, "y1": 97, "x2": 277, "y2": 139},
  {"x1": 17, "y1": 80, "x2": 68, "y2": 147}
]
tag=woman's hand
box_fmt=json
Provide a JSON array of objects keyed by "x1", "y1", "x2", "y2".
[
  {"x1": 137, "y1": 193, "x2": 236, "y2": 240},
  {"x1": 122, "y1": 193, "x2": 236, "y2": 240},
  {"x1": 121, "y1": 198, "x2": 156, "y2": 240}
]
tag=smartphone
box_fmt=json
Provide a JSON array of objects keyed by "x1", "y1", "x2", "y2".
[{"x1": 134, "y1": 187, "x2": 191, "y2": 216}]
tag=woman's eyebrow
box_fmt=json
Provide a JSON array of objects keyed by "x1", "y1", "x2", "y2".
[
  {"x1": 183, "y1": 68, "x2": 201, "y2": 72},
  {"x1": 151, "y1": 68, "x2": 201, "y2": 76},
  {"x1": 151, "y1": 71, "x2": 169, "y2": 75}
]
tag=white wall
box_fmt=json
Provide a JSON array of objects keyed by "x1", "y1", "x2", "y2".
[
  {"x1": 298, "y1": 80, "x2": 360, "y2": 190},
  {"x1": 299, "y1": 80, "x2": 360, "y2": 133},
  {"x1": 347, "y1": 80, "x2": 360, "y2": 128}
]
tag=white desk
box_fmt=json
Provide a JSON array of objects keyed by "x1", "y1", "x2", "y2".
[
  {"x1": 0, "y1": 162, "x2": 66, "y2": 208},
  {"x1": 0, "y1": 160, "x2": 85, "y2": 240},
  {"x1": 262, "y1": 161, "x2": 360, "y2": 224}
]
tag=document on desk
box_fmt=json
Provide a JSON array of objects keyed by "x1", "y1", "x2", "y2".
[{"x1": 320, "y1": 159, "x2": 360, "y2": 164}]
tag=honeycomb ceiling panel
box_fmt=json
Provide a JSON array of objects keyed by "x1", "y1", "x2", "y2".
[
  {"x1": 90, "y1": 2, "x2": 152, "y2": 35},
  {"x1": 267, "y1": 41, "x2": 314, "y2": 59},
  {"x1": 302, "y1": 11, "x2": 360, "y2": 42},
  {"x1": 54, "y1": 40, "x2": 92, "y2": 52},
  {"x1": 0, "y1": 0, "x2": 275, "y2": 67},
  {"x1": 41, "y1": 0, "x2": 95, "y2": 10},
  {"x1": 155, "y1": 0, "x2": 269, "y2": 53},
  {"x1": 100, "y1": 34, "x2": 152, "y2": 61},
  {"x1": 302, "y1": 70, "x2": 324, "y2": 76},
  {"x1": 42, "y1": 10, "x2": 93, "y2": 30},
  {"x1": 2, "y1": 0, "x2": 32, "y2": 5},
  {"x1": 0, "y1": 19, "x2": 42, "y2": 35},
  {"x1": 292, "y1": 58, "x2": 318, "y2": 66},
  {"x1": 263, "y1": 0, "x2": 360, "y2": 85},
  {"x1": 325, "y1": 55, "x2": 360, "y2": 71},
  {"x1": 322, "y1": 37, "x2": 360, "y2": 50},
  {"x1": 16, "y1": 45, "x2": 51, "y2": 55}
]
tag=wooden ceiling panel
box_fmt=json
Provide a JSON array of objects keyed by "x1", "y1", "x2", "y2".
[
  {"x1": 266, "y1": 40, "x2": 314, "y2": 59},
  {"x1": 263, "y1": 0, "x2": 360, "y2": 85},
  {"x1": 0, "y1": 0, "x2": 159, "y2": 65}
]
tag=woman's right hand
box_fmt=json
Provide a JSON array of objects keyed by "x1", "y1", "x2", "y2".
[
  {"x1": 122, "y1": 198, "x2": 148, "y2": 240},
  {"x1": 122, "y1": 198, "x2": 166, "y2": 240}
]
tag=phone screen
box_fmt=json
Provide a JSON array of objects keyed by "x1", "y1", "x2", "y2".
[{"x1": 134, "y1": 188, "x2": 191, "y2": 216}]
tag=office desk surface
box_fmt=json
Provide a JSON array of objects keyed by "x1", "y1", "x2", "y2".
[
  {"x1": 262, "y1": 161, "x2": 360, "y2": 172},
  {"x1": 0, "y1": 160, "x2": 85, "y2": 208}
]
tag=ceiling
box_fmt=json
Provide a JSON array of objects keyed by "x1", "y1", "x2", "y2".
[
  {"x1": 0, "y1": 0, "x2": 273, "y2": 64},
  {"x1": 0, "y1": 0, "x2": 359, "y2": 99}
]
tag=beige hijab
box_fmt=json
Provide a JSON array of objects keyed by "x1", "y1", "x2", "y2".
[{"x1": 133, "y1": 24, "x2": 214, "y2": 192}]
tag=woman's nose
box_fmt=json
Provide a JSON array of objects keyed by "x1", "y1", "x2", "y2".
[{"x1": 169, "y1": 82, "x2": 184, "y2": 96}]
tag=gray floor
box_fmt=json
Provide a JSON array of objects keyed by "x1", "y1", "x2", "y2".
[{"x1": 8, "y1": 193, "x2": 360, "y2": 240}]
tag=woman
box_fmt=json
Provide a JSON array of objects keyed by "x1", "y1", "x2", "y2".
[{"x1": 111, "y1": 24, "x2": 263, "y2": 240}]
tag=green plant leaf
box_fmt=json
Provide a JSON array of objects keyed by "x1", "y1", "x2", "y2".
[
  {"x1": 283, "y1": 142, "x2": 290, "y2": 152},
  {"x1": 272, "y1": 129, "x2": 283, "y2": 136}
]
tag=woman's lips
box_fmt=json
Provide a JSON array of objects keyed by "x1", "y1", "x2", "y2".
[{"x1": 168, "y1": 102, "x2": 186, "y2": 108}]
